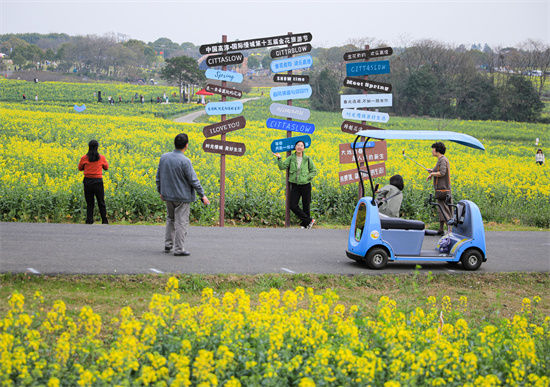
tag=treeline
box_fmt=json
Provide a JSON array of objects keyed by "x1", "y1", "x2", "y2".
[{"x1": 1, "y1": 33, "x2": 549, "y2": 122}]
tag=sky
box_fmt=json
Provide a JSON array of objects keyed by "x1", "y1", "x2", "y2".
[{"x1": 1, "y1": 0, "x2": 549, "y2": 49}]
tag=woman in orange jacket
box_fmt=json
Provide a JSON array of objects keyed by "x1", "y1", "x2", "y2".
[{"x1": 78, "y1": 140, "x2": 109, "y2": 224}]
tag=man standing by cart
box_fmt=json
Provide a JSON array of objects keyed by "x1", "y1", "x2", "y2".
[{"x1": 156, "y1": 133, "x2": 210, "y2": 256}]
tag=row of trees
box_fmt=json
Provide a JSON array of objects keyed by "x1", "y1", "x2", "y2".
[
  {"x1": 308, "y1": 38, "x2": 549, "y2": 122},
  {"x1": 1, "y1": 33, "x2": 548, "y2": 122}
]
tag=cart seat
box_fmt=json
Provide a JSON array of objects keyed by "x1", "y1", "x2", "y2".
[{"x1": 380, "y1": 217, "x2": 425, "y2": 230}]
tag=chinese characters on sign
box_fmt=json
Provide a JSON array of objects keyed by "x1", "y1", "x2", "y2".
[
  {"x1": 200, "y1": 33, "x2": 313, "y2": 54},
  {"x1": 340, "y1": 94, "x2": 393, "y2": 109},
  {"x1": 270, "y1": 55, "x2": 313, "y2": 73},
  {"x1": 205, "y1": 101, "x2": 244, "y2": 116},
  {"x1": 203, "y1": 139, "x2": 246, "y2": 157},
  {"x1": 338, "y1": 141, "x2": 388, "y2": 164},
  {"x1": 341, "y1": 120, "x2": 384, "y2": 134},
  {"x1": 270, "y1": 135, "x2": 312, "y2": 153},
  {"x1": 343, "y1": 47, "x2": 393, "y2": 61},
  {"x1": 270, "y1": 85, "x2": 312, "y2": 101},
  {"x1": 342, "y1": 109, "x2": 390, "y2": 123},
  {"x1": 205, "y1": 84, "x2": 243, "y2": 99},
  {"x1": 338, "y1": 163, "x2": 387, "y2": 186}
]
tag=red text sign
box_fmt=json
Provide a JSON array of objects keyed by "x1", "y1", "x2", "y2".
[
  {"x1": 339, "y1": 141, "x2": 387, "y2": 164},
  {"x1": 339, "y1": 163, "x2": 386, "y2": 186},
  {"x1": 341, "y1": 120, "x2": 384, "y2": 134}
]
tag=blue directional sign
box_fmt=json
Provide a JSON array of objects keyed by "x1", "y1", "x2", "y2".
[
  {"x1": 349, "y1": 141, "x2": 375, "y2": 149},
  {"x1": 205, "y1": 69, "x2": 243, "y2": 83},
  {"x1": 74, "y1": 104, "x2": 86, "y2": 112},
  {"x1": 271, "y1": 54, "x2": 313, "y2": 73},
  {"x1": 266, "y1": 118, "x2": 315, "y2": 134},
  {"x1": 205, "y1": 101, "x2": 244, "y2": 116},
  {"x1": 346, "y1": 60, "x2": 390, "y2": 77},
  {"x1": 271, "y1": 135, "x2": 312, "y2": 153},
  {"x1": 342, "y1": 109, "x2": 389, "y2": 123},
  {"x1": 270, "y1": 85, "x2": 312, "y2": 101}
]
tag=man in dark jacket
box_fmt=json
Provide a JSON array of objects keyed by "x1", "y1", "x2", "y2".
[{"x1": 156, "y1": 133, "x2": 210, "y2": 256}]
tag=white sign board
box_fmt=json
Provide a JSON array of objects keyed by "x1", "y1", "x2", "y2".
[{"x1": 340, "y1": 94, "x2": 393, "y2": 109}]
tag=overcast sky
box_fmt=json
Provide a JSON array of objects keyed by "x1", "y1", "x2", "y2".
[{"x1": 1, "y1": 0, "x2": 548, "y2": 49}]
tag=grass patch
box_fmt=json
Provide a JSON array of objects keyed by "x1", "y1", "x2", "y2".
[{"x1": 1, "y1": 272, "x2": 548, "y2": 334}]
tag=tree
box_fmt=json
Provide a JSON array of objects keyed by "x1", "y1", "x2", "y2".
[
  {"x1": 160, "y1": 55, "x2": 205, "y2": 103},
  {"x1": 310, "y1": 67, "x2": 340, "y2": 112},
  {"x1": 247, "y1": 55, "x2": 260, "y2": 69},
  {"x1": 261, "y1": 55, "x2": 272, "y2": 70},
  {"x1": 495, "y1": 76, "x2": 544, "y2": 122}
]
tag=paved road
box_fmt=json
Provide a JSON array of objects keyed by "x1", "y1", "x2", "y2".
[{"x1": 1, "y1": 222, "x2": 548, "y2": 275}]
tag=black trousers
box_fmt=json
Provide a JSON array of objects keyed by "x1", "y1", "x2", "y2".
[
  {"x1": 83, "y1": 178, "x2": 107, "y2": 224},
  {"x1": 289, "y1": 182, "x2": 312, "y2": 227}
]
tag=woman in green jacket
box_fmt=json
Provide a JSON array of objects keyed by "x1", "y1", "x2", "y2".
[{"x1": 273, "y1": 141, "x2": 318, "y2": 229}]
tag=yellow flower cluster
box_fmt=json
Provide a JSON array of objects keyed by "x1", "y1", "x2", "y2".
[{"x1": 1, "y1": 279, "x2": 549, "y2": 386}]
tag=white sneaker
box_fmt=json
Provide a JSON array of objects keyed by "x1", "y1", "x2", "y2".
[{"x1": 307, "y1": 219, "x2": 316, "y2": 229}]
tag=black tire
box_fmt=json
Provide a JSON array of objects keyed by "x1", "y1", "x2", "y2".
[
  {"x1": 365, "y1": 247, "x2": 389, "y2": 270},
  {"x1": 460, "y1": 249, "x2": 483, "y2": 271}
]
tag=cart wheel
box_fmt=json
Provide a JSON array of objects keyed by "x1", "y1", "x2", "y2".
[
  {"x1": 365, "y1": 247, "x2": 388, "y2": 270},
  {"x1": 460, "y1": 249, "x2": 483, "y2": 271}
]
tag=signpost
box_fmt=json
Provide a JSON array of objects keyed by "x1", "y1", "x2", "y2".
[
  {"x1": 266, "y1": 118, "x2": 315, "y2": 134},
  {"x1": 338, "y1": 141, "x2": 387, "y2": 164},
  {"x1": 270, "y1": 103, "x2": 311, "y2": 120},
  {"x1": 205, "y1": 84, "x2": 243, "y2": 99},
  {"x1": 341, "y1": 120, "x2": 384, "y2": 134},
  {"x1": 206, "y1": 52, "x2": 244, "y2": 67},
  {"x1": 340, "y1": 94, "x2": 393, "y2": 109},
  {"x1": 270, "y1": 84, "x2": 312, "y2": 101},
  {"x1": 203, "y1": 139, "x2": 246, "y2": 157},
  {"x1": 270, "y1": 43, "x2": 312, "y2": 58},
  {"x1": 273, "y1": 74, "x2": 309, "y2": 84},
  {"x1": 271, "y1": 135, "x2": 311, "y2": 153},
  {"x1": 346, "y1": 60, "x2": 390, "y2": 77},
  {"x1": 203, "y1": 116, "x2": 246, "y2": 138},
  {"x1": 342, "y1": 109, "x2": 389, "y2": 123},
  {"x1": 343, "y1": 46, "x2": 393, "y2": 61},
  {"x1": 205, "y1": 101, "x2": 244, "y2": 115},
  {"x1": 205, "y1": 69, "x2": 244, "y2": 83},
  {"x1": 343, "y1": 77, "x2": 392, "y2": 93},
  {"x1": 338, "y1": 163, "x2": 387, "y2": 185},
  {"x1": 199, "y1": 33, "x2": 313, "y2": 54},
  {"x1": 270, "y1": 55, "x2": 313, "y2": 73}
]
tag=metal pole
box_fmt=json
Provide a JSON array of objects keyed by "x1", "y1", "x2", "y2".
[
  {"x1": 219, "y1": 35, "x2": 227, "y2": 227},
  {"x1": 285, "y1": 32, "x2": 293, "y2": 228},
  {"x1": 358, "y1": 44, "x2": 370, "y2": 200}
]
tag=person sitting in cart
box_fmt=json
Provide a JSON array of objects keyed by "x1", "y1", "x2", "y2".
[{"x1": 375, "y1": 174, "x2": 404, "y2": 218}]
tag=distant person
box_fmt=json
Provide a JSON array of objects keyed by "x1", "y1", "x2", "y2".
[
  {"x1": 375, "y1": 174, "x2": 404, "y2": 218},
  {"x1": 35, "y1": 95, "x2": 38, "y2": 102},
  {"x1": 22, "y1": 94, "x2": 26, "y2": 101},
  {"x1": 273, "y1": 140, "x2": 318, "y2": 229},
  {"x1": 536, "y1": 149, "x2": 545, "y2": 165},
  {"x1": 78, "y1": 140, "x2": 109, "y2": 225},
  {"x1": 426, "y1": 142, "x2": 452, "y2": 235},
  {"x1": 119, "y1": 95, "x2": 122, "y2": 103},
  {"x1": 156, "y1": 133, "x2": 210, "y2": 256}
]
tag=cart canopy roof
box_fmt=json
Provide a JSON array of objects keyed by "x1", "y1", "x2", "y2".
[{"x1": 355, "y1": 130, "x2": 485, "y2": 151}]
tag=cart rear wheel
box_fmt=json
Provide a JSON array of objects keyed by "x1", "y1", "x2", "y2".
[
  {"x1": 365, "y1": 247, "x2": 388, "y2": 270},
  {"x1": 461, "y1": 248, "x2": 483, "y2": 271}
]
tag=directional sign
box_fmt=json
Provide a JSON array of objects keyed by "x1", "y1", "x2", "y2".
[
  {"x1": 203, "y1": 116, "x2": 246, "y2": 138},
  {"x1": 203, "y1": 139, "x2": 246, "y2": 157},
  {"x1": 340, "y1": 94, "x2": 393, "y2": 109},
  {"x1": 342, "y1": 109, "x2": 390, "y2": 123},
  {"x1": 266, "y1": 118, "x2": 315, "y2": 134},
  {"x1": 271, "y1": 135, "x2": 312, "y2": 153},
  {"x1": 339, "y1": 141, "x2": 387, "y2": 164},
  {"x1": 270, "y1": 85, "x2": 312, "y2": 101},
  {"x1": 346, "y1": 60, "x2": 390, "y2": 77},
  {"x1": 273, "y1": 74, "x2": 310, "y2": 84},
  {"x1": 205, "y1": 101, "x2": 243, "y2": 116},
  {"x1": 205, "y1": 84, "x2": 242, "y2": 99},
  {"x1": 200, "y1": 33, "x2": 313, "y2": 54},
  {"x1": 271, "y1": 55, "x2": 313, "y2": 73},
  {"x1": 206, "y1": 52, "x2": 244, "y2": 67},
  {"x1": 205, "y1": 69, "x2": 243, "y2": 83},
  {"x1": 343, "y1": 47, "x2": 393, "y2": 61},
  {"x1": 74, "y1": 104, "x2": 86, "y2": 112},
  {"x1": 344, "y1": 77, "x2": 392, "y2": 93},
  {"x1": 270, "y1": 103, "x2": 311, "y2": 120},
  {"x1": 341, "y1": 121, "x2": 384, "y2": 134},
  {"x1": 339, "y1": 163, "x2": 387, "y2": 186},
  {"x1": 270, "y1": 43, "x2": 312, "y2": 58}
]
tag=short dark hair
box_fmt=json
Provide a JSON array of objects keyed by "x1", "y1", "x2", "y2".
[
  {"x1": 295, "y1": 140, "x2": 305, "y2": 148},
  {"x1": 537, "y1": 148, "x2": 543, "y2": 153},
  {"x1": 432, "y1": 141, "x2": 446, "y2": 155},
  {"x1": 389, "y1": 174, "x2": 404, "y2": 191},
  {"x1": 174, "y1": 133, "x2": 189, "y2": 150}
]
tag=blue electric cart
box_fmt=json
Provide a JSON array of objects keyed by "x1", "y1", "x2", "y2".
[{"x1": 346, "y1": 130, "x2": 487, "y2": 271}]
